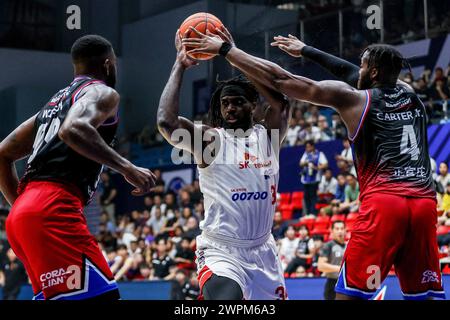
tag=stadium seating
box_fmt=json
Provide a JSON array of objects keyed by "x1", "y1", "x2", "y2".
[
  {"x1": 345, "y1": 212, "x2": 359, "y2": 232},
  {"x1": 331, "y1": 214, "x2": 346, "y2": 222}
]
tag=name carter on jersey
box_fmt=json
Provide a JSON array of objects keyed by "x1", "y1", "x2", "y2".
[{"x1": 376, "y1": 108, "x2": 423, "y2": 122}]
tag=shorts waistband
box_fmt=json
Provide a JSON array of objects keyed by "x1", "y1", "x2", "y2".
[
  {"x1": 201, "y1": 230, "x2": 272, "y2": 248},
  {"x1": 20, "y1": 180, "x2": 85, "y2": 203}
]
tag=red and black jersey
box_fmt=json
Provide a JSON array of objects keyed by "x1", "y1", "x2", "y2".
[
  {"x1": 351, "y1": 84, "x2": 435, "y2": 200},
  {"x1": 20, "y1": 76, "x2": 118, "y2": 204}
]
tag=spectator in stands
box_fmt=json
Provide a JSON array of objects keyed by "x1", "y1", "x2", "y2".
[
  {"x1": 318, "y1": 168, "x2": 338, "y2": 204},
  {"x1": 310, "y1": 235, "x2": 325, "y2": 276},
  {"x1": 151, "y1": 195, "x2": 167, "y2": 218},
  {"x1": 414, "y1": 77, "x2": 433, "y2": 116},
  {"x1": 171, "y1": 270, "x2": 188, "y2": 300},
  {"x1": 184, "y1": 272, "x2": 200, "y2": 300},
  {"x1": 97, "y1": 222, "x2": 117, "y2": 249},
  {"x1": 286, "y1": 118, "x2": 301, "y2": 146},
  {"x1": 317, "y1": 115, "x2": 332, "y2": 141},
  {"x1": 164, "y1": 193, "x2": 178, "y2": 219},
  {"x1": 341, "y1": 174, "x2": 360, "y2": 213},
  {"x1": 110, "y1": 244, "x2": 132, "y2": 281},
  {"x1": 117, "y1": 215, "x2": 138, "y2": 248},
  {"x1": 278, "y1": 226, "x2": 300, "y2": 270},
  {"x1": 294, "y1": 266, "x2": 307, "y2": 278},
  {"x1": 331, "y1": 113, "x2": 347, "y2": 139},
  {"x1": 335, "y1": 138, "x2": 355, "y2": 176},
  {"x1": 285, "y1": 226, "x2": 314, "y2": 276},
  {"x1": 179, "y1": 190, "x2": 194, "y2": 209},
  {"x1": 0, "y1": 248, "x2": 28, "y2": 300},
  {"x1": 272, "y1": 211, "x2": 289, "y2": 241},
  {"x1": 171, "y1": 226, "x2": 185, "y2": 246},
  {"x1": 179, "y1": 207, "x2": 196, "y2": 228},
  {"x1": 188, "y1": 180, "x2": 203, "y2": 204},
  {"x1": 431, "y1": 79, "x2": 450, "y2": 115},
  {"x1": 300, "y1": 141, "x2": 328, "y2": 215},
  {"x1": 142, "y1": 225, "x2": 155, "y2": 246},
  {"x1": 182, "y1": 217, "x2": 201, "y2": 247},
  {"x1": 194, "y1": 202, "x2": 205, "y2": 221},
  {"x1": 143, "y1": 196, "x2": 153, "y2": 212},
  {"x1": 334, "y1": 174, "x2": 347, "y2": 203},
  {"x1": 100, "y1": 211, "x2": 116, "y2": 233},
  {"x1": 298, "y1": 122, "x2": 321, "y2": 144},
  {"x1": 436, "y1": 162, "x2": 450, "y2": 192},
  {"x1": 99, "y1": 171, "x2": 118, "y2": 225},
  {"x1": 174, "y1": 237, "x2": 195, "y2": 269},
  {"x1": 150, "y1": 238, "x2": 175, "y2": 280},
  {"x1": 146, "y1": 207, "x2": 167, "y2": 236},
  {"x1": 441, "y1": 182, "x2": 450, "y2": 215},
  {"x1": 318, "y1": 221, "x2": 346, "y2": 300}
]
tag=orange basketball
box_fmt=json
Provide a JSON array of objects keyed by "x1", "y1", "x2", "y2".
[{"x1": 179, "y1": 12, "x2": 224, "y2": 60}]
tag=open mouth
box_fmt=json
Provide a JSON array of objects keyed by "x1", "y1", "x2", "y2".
[{"x1": 226, "y1": 115, "x2": 238, "y2": 123}]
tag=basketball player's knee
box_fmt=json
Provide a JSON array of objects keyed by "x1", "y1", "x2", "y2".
[{"x1": 203, "y1": 274, "x2": 243, "y2": 300}]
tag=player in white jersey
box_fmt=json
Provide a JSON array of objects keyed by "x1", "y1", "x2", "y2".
[{"x1": 156, "y1": 31, "x2": 290, "y2": 300}]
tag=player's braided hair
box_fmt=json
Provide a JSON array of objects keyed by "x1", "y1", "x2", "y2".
[
  {"x1": 361, "y1": 44, "x2": 412, "y2": 81},
  {"x1": 208, "y1": 74, "x2": 259, "y2": 128}
]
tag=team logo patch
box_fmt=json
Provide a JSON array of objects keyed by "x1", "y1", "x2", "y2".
[{"x1": 421, "y1": 270, "x2": 440, "y2": 284}]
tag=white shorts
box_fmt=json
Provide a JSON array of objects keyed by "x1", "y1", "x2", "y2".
[{"x1": 196, "y1": 233, "x2": 287, "y2": 300}]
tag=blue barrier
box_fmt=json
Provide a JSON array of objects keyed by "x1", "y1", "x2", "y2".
[{"x1": 2, "y1": 275, "x2": 449, "y2": 300}]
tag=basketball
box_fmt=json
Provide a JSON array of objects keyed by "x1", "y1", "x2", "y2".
[{"x1": 179, "y1": 12, "x2": 224, "y2": 60}]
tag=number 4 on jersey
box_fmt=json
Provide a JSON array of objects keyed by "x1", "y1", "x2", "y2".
[{"x1": 400, "y1": 124, "x2": 420, "y2": 161}]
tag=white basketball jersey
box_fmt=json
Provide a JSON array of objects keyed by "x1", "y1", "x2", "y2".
[{"x1": 198, "y1": 124, "x2": 279, "y2": 241}]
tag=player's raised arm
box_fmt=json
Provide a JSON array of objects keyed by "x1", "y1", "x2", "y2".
[
  {"x1": 59, "y1": 84, "x2": 155, "y2": 196},
  {"x1": 182, "y1": 29, "x2": 366, "y2": 135},
  {"x1": 0, "y1": 115, "x2": 37, "y2": 205},
  {"x1": 216, "y1": 28, "x2": 291, "y2": 144},
  {"x1": 157, "y1": 31, "x2": 213, "y2": 165},
  {"x1": 271, "y1": 34, "x2": 359, "y2": 87},
  {"x1": 272, "y1": 34, "x2": 414, "y2": 91}
]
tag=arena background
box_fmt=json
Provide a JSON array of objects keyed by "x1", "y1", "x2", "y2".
[{"x1": 0, "y1": 0, "x2": 449, "y2": 300}]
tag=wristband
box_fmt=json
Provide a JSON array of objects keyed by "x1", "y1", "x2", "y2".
[{"x1": 219, "y1": 42, "x2": 233, "y2": 57}]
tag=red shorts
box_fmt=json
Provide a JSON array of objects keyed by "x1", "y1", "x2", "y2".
[
  {"x1": 6, "y1": 181, "x2": 118, "y2": 300},
  {"x1": 335, "y1": 193, "x2": 445, "y2": 300}
]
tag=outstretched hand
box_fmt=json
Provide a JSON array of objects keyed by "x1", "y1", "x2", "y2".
[
  {"x1": 182, "y1": 26, "x2": 227, "y2": 56},
  {"x1": 175, "y1": 29, "x2": 199, "y2": 69},
  {"x1": 271, "y1": 34, "x2": 305, "y2": 58}
]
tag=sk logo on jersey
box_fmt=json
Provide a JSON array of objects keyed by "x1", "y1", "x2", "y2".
[{"x1": 239, "y1": 152, "x2": 272, "y2": 170}]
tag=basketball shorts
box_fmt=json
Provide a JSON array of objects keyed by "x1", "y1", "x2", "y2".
[
  {"x1": 196, "y1": 231, "x2": 287, "y2": 300},
  {"x1": 335, "y1": 193, "x2": 445, "y2": 300},
  {"x1": 6, "y1": 181, "x2": 119, "y2": 300}
]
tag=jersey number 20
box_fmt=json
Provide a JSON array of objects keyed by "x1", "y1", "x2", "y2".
[
  {"x1": 28, "y1": 117, "x2": 61, "y2": 163},
  {"x1": 400, "y1": 125, "x2": 420, "y2": 161}
]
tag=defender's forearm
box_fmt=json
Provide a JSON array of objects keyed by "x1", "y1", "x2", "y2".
[
  {"x1": 301, "y1": 46, "x2": 359, "y2": 87},
  {"x1": 60, "y1": 122, "x2": 131, "y2": 176},
  {"x1": 226, "y1": 47, "x2": 295, "y2": 93}
]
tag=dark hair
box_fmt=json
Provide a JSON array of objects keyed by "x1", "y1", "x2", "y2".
[
  {"x1": 299, "y1": 225, "x2": 309, "y2": 233},
  {"x1": 117, "y1": 244, "x2": 128, "y2": 251},
  {"x1": 181, "y1": 236, "x2": 191, "y2": 243},
  {"x1": 305, "y1": 140, "x2": 315, "y2": 147},
  {"x1": 332, "y1": 220, "x2": 345, "y2": 229},
  {"x1": 361, "y1": 44, "x2": 411, "y2": 82},
  {"x1": 346, "y1": 173, "x2": 356, "y2": 179},
  {"x1": 208, "y1": 74, "x2": 258, "y2": 128},
  {"x1": 71, "y1": 34, "x2": 113, "y2": 65}
]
